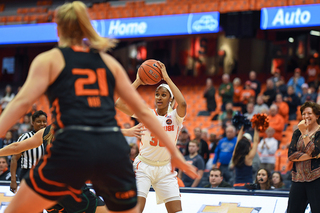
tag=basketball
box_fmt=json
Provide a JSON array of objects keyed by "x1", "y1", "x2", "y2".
[{"x1": 138, "y1": 59, "x2": 162, "y2": 85}]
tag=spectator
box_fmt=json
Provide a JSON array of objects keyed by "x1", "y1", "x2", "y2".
[
  {"x1": 316, "y1": 85, "x2": 320, "y2": 105},
  {"x1": 219, "y1": 102, "x2": 236, "y2": 121},
  {"x1": 201, "y1": 128, "x2": 209, "y2": 143},
  {"x1": 204, "y1": 168, "x2": 232, "y2": 188},
  {"x1": 186, "y1": 127, "x2": 210, "y2": 164},
  {"x1": 266, "y1": 105, "x2": 285, "y2": 142},
  {"x1": 0, "y1": 85, "x2": 15, "y2": 111},
  {"x1": 129, "y1": 143, "x2": 139, "y2": 162},
  {"x1": 219, "y1": 74, "x2": 234, "y2": 111},
  {"x1": 0, "y1": 156, "x2": 11, "y2": 181},
  {"x1": 258, "y1": 127, "x2": 278, "y2": 172},
  {"x1": 240, "y1": 81, "x2": 256, "y2": 107},
  {"x1": 232, "y1": 127, "x2": 259, "y2": 188},
  {"x1": 177, "y1": 127, "x2": 190, "y2": 155},
  {"x1": 0, "y1": 131, "x2": 13, "y2": 149},
  {"x1": 212, "y1": 125, "x2": 237, "y2": 183},
  {"x1": 271, "y1": 171, "x2": 285, "y2": 189},
  {"x1": 255, "y1": 168, "x2": 273, "y2": 190},
  {"x1": 221, "y1": 109, "x2": 234, "y2": 129},
  {"x1": 203, "y1": 78, "x2": 216, "y2": 113},
  {"x1": 263, "y1": 79, "x2": 277, "y2": 107},
  {"x1": 275, "y1": 76, "x2": 288, "y2": 97},
  {"x1": 274, "y1": 94, "x2": 289, "y2": 124},
  {"x1": 287, "y1": 68, "x2": 305, "y2": 97},
  {"x1": 122, "y1": 122, "x2": 137, "y2": 145},
  {"x1": 306, "y1": 57, "x2": 320, "y2": 87},
  {"x1": 17, "y1": 115, "x2": 32, "y2": 137},
  {"x1": 249, "y1": 71, "x2": 261, "y2": 98},
  {"x1": 270, "y1": 68, "x2": 282, "y2": 88},
  {"x1": 254, "y1": 95, "x2": 269, "y2": 114},
  {"x1": 243, "y1": 133, "x2": 261, "y2": 183},
  {"x1": 209, "y1": 133, "x2": 219, "y2": 154},
  {"x1": 284, "y1": 86, "x2": 301, "y2": 120},
  {"x1": 233, "y1": 77, "x2": 243, "y2": 107},
  {"x1": 301, "y1": 83, "x2": 317, "y2": 103},
  {"x1": 244, "y1": 102, "x2": 255, "y2": 120},
  {"x1": 179, "y1": 140, "x2": 205, "y2": 187}
]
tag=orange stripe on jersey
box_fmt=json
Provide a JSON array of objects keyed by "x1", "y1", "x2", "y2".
[
  {"x1": 174, "y1": 126, "x2": 180, "y2": 142},
  {"x1": 51, "y1": 98, "x2": 65, "y2": 128},
  {"x1": 71, "y1": 45, "x2": 90, "y2": 52},
  {"x1": 136, "y1": 161, "x2": 141, "y2": 170}
]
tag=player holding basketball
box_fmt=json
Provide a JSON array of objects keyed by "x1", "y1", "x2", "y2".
[
  {"x1": 0, "y1": 2, "x2": 198, "y2": 213},
  {"x1": 116, "y1": 61, "x2": 187, "y2": 213}
]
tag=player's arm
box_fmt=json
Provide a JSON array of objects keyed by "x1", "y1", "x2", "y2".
[
  {"x1": 191, "y1": 169, "x2": 203, "y2": 187},
  {"x1": 115, "y1": 74, "x2": 145, "y2": 117},
  {"x1": 10, "y1": 154, "x2": 20, "y2": 193},
  {"x1": 156, "y1": 61, "x2": 187, "y2": 118},
  {"x1": 102, "y1": 53, "x2": 198, "y2": 179},
  {"x1": 0, "y1": 129, "x2": 44, "y2": 156},
  {"x1": 121, "y1": 123, "x2": 145, "y2": 139},
  {"x1": 0, "y1": 50, "x2": 52, "y2": 136}
]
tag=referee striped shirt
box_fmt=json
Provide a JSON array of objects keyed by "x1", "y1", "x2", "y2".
[{"x1": 16, "y1": 131, "x2": 45, "y2": 169}]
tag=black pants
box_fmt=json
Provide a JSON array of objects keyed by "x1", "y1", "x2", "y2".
[{"x1": 287, "y1": 178, "x2": 320, "y2": 213}]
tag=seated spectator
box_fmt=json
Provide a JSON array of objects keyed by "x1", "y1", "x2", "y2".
[
  {"x1": 122, "y1": 123, "x2": 137, "y2": 145},
  {"x1": 17, "y1": 115, "x2": 32, "y2": 137},
  {"x1": 270, "y1": 68, "x2": 282, "y2": 88},
  {"x1": 274, "y1": 94, "x2": 289, "y2": 124},
  {"x1": 177, "y1": 127, "x2": 190, "y2": 155},
  {"x1": 263, "y1": 79, "x2": 277, "y2": 107},
  {"x1": 204, "y1": 168, "x2": 232, "y2": 188},
  {"x1": 0, "y1": 156, "x2": 11, "y2": 181},
  {"x1": 232, "y1": 126, "x2": 259, "y2": 189},
  {"x1": 240, "y1": 81, "x2": 256, "y2": 107},
  {"x1": 258, "y1": 127, "x2": 278, "y2": 172},
  {"x1": 0, "y1": 131, "x2": 13, "y2": 149},
  {"x1": 0, "y1": 85, "x2": 15, "y2": 111},
  {"x1": 249, "y1": 71, "x2": 261, "y2": 98},
  {"x1": 254, "y1": 95, "x2": 269, "y2": 114},
  {"x1": 255, "y1": 168, "x2": 274, "y2": 190},
  {"x1": 209, "y1": 133, "x2": 219, "y2": 153},
  {"x1": 284, "y1": 86, "x2": 301, "y2": 120},
  {"x1": 203, "y1": 78, "x2": 216, "y2": 113},
  {"x1": 219, "y1": 74, "x2": 234, "y2": 111},
  {"x1": 185, "y1": 127, "x2": 210, "y2": 164},
  {"x1": 271, "y1": 171, "x2": 285, "y2": 189},
  {"x1": 222, "y1": 109, "x2": 233, "y2": 129},
  {"x1": 244, "y1": 103, "x2": 255, "y2": 120},
  {"x1": 129, "y1": 143, "x2": 139, "y2": 162},
  {"x1": 300, "y1": 83, "x2": 317, "y2": 103},
  {"x1": 275, "y1": 76, "x2": 288, "y2": 97},
  {"x1": 179, "y1": 140, "x2": 205, "y2": 187},
  {"x1": 287, "y1": 68, "x2": 305, "y2": 97},
  {"x1": 266, "y1": 104, "x2": 285, "y2": 142},
  {"x1": 212, "y1": 125, "x2": 237, "y2": 183},
  {"x1": 306, "y1": 57, "x2": 320, "y2": 87},
  {"x1": 233, "y1": 77, "x2": 243, "y2": 107},
  {"x1": 219, "y1": 102, "x2": 236, "y2": 121}
]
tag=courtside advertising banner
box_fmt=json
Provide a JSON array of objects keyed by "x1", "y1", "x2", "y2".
[
  {"x1": 0, "y1": 12, "x2": 220, "y2": 45},
  {"x1": 261, "y1": 4, "x2": 320, "y2": 30}
]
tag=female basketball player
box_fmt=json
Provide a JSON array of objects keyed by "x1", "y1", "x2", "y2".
[
  {"x1": 115, "y1": 61, "x2": 187, "y2": 213},
  {"x1": 0, "y1": 2, "x2": 197, "y2": 213}
]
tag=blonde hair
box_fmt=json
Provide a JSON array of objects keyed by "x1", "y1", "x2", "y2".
[{"x1": 55, "y1": 1, "x2": 117, "y2": 51}]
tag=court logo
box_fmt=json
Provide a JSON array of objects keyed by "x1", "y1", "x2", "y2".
[
  {"x1": 0, "y1": 192, "x2": 14, "y2": 210},
  {"x1": 198, "y1": 202, "x2": 261, "y2": 213}
]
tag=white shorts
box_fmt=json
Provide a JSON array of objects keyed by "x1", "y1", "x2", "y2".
[{"x1": 133, "y1": 158, "x2": 181, "y2": 204}]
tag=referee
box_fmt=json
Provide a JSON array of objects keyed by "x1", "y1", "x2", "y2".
[{"x1": 10, "y1": 110, "x2": 47, "y2": 193}]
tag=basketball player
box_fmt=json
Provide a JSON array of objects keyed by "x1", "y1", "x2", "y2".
[
  {"x1": 0, "y1": 2, "x2": 197, "y2": 213},
  {"x1": 116, "y1": 61, "x2": 187, "y2": 213}
]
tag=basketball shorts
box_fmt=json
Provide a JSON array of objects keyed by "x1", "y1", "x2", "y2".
[
  {"x1": 133, "y1": 158, "x2": 180, "y2": 204},
  {"x1": 24, "y1": 128, "x2": 137, "y2": 212}
]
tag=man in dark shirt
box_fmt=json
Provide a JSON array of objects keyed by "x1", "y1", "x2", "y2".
[
  {"x1": 185, "y1": 127, "x2": 210, "y2": 164},
  {"x1": 263, "y1": 79, "x2": 277, "y2": 107},
  {"x1": 204, "y1": 78, "x2": 216, "y2": 112},
  {"x1": 284, "y1": 86, "x2": 301, "y2": 120},
  {"x1": 219, "y1": 74, "x2": 234, "y2": 111},
  {"x1": 249, "y1": 71, "x2": 261, "y2": 98},
  {"x1": 204, "y1": 168, "x2": 232, "y2": 188}
]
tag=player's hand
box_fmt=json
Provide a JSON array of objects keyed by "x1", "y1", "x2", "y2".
[
  {"x1": 135, "y1": 73, "x2": 146, "y2": 85},
  {"x1": 155, "y1": 61, "x2": 169, "y2": 82},
  {"x1": 170, "y1": 150, "x2": 199, "y2": 179},
  {"x1": 10, "y1": 180, "x2": 17, "y2": 193},
  {"x1": 127, "y1": 123, "x2": 145, "y2": 139}
]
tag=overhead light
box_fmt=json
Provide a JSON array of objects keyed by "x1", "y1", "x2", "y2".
[
  {"x1": 288, "y1": 37, "x2": 294, "y2": 43},
  {"x1": 310, "y1": 30, "x2": 320, "y2": 36}
]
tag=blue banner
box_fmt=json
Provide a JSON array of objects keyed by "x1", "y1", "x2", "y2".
[
  {"x1": 261, "y1": 4, "x2": 320, "y2": 30},
  {"x1": 0, "y1": 12, "x2": 219, "y2": 45}
]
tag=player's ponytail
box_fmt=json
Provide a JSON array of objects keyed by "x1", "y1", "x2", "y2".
[{"x1": 55, "y1": 1, "x2": 117, "y2": 51}]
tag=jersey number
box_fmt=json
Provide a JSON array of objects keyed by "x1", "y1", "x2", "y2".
[
  {"x1": 150, "y1": 133, "x2": 165, "y2": 147},
  {"x1": 72, "y1": 68, "x2": 108, "y2": 107}
]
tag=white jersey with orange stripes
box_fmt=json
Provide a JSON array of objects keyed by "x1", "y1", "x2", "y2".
[{"x1": 139, "y1": 109, "x2": 184, "y2": 162}]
